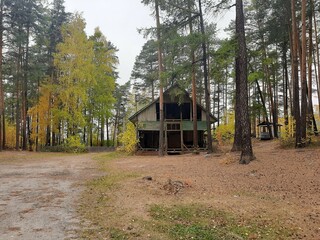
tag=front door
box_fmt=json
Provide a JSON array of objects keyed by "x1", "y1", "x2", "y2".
[{"x1": 166, "y1": 122, "x2": 182, "y2": 151}]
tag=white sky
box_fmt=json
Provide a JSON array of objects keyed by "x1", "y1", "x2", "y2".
[{"x1": 64, "y1": 0, "x2": 234, "y2": 85}]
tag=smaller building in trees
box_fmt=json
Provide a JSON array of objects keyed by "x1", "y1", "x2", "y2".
[{"x1": 129, "y1": 84, "x2": 217, "y2": 153}]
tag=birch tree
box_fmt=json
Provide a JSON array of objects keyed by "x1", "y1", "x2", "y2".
[{"x1": 53, "y1": 14, "x2": 94, "y2": 138}]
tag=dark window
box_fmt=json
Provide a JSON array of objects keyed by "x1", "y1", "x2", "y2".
[
  {"x1": 181, "y1": 103, "x2": 190, "y2": 120},
  {"x1": 167, "y1": 123, "x2": 180, "y2": 131},
  {"x1": 197, "y1": 106, "x2": 201, "y2": 121},
  {"x1": 156, "y1": 102, "x2": 193, "y2": 120},
  {"x1": 156, "y1": 103, "x2": 160, "y2": 120},
  {"x1": 165, "y1": 103, "x2": 180, "y2": 119}
]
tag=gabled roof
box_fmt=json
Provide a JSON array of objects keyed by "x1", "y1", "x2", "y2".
[{"x1": 129, "y1": 84, "x2": 217, "y2": 122}]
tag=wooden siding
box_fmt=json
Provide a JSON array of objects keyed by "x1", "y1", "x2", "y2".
[
  {"x1": 137, "y1": 121, "x2": 208, "y2": 131},
  {"x1": 137, "y1": 121, "x2": 160, "y2": 131},
  {"x1": 137, "y1": 102, "x2": 210, "y2": 122},
  {"x1": 182, "y1": 121, "x2": 208, "y2": 131},
  {"x1": 137, "y1": 104, "x2": 157, "y2": 122}
]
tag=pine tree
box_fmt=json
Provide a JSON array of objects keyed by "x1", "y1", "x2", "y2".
[
  {"x1": 235, "y1": 0, "x2": 254, "y2": 164},
  {"x1": 131, "y1": 39, "x2": 158, "y2": 104},
  {"x1": 88, "y1": 28, "x2": 117, "y2": 146}
]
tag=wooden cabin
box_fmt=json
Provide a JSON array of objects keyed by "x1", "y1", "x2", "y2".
[{"x1": 129, "y1": 85, "x2": 217, "y2": 153}]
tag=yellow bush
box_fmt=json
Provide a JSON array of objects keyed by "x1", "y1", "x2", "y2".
[
  {"x1": 279, "y1": 116, "x2": 295, "y2": 148},
  {"x1": 118, "y1": 122, "x2": 139, "y2": 154},
  {"x1": 5, "y1": 122, "x2": 16, "y2": 149},
  {"x1": 215, "y1": 113, "x2": 235, "y2": 145}
]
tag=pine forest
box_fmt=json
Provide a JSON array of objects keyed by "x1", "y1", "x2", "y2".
[{"x1": 0, "y1": 0, "x2": 319, "y2": 159}]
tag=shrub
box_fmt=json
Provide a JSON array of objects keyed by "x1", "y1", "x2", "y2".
[
  {"x1": 215, "y1": 113, "x2": 235, "y2": 145},
  {"x1": 63, "y1": 136, "x2": 87, "y2": 153},
  {"x1": 5, "y1": 122, "x2": 16, "y2": 149},
  {"x1": 279, "y1": 117, "x2": 296, "y2": 148},
  {"x1": 40, "y1": 135, "x2": 87, "y2": 153},
  {"x1": 117, "y1": 122, "x2": 139, "y2": 154}
]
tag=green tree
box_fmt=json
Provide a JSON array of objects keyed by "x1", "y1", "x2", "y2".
[
  {"x1": 46, "y1": 0, "x2": 69, "y2": 146},
  {"x1": 141, "y1": 0, "x2": 217, "y2": 153},
  {"x1": 4, "y1": 0, "x2": 47, "y2": 150},
  {"x1": 210, "y1": 38, "x2": 235, "y2": 126},
  {"x1": 131, "y1": 39, "x2": 158, "y2": 104},
  {"x1": 53, "y1": 14, "x2": 94, "y2": 138},
  {"x1": 88, "y1": 27, "x2": 117, "y2": 146},
  {"x1": 113, "y1": 82, "x2": 131, "y2": 147}
]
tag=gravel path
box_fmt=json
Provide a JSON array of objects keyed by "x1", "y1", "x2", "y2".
[{"x1": 0, "y1": 152, "x2": 98, "y2": 240}]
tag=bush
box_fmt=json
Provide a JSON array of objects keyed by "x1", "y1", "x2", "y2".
[
  {"x1": 40, "y1": 135, "x2": 87, "y2": 153},
  {"x1": 215, "y1": 113, "x2": 235, "y2": 145},
  {"x1": 40, "y1": 145, "x2": 88, "y2": 153},
  {"x1": 5, "y1": 122, "x2": 16, "y2": 149},
  {"x1": 279, "y1": 117, "x2": 295, "y2": 148},
  {"x1": 118, "y1": 122, "x2": 139, "y2": 154},
  {"x1": 279, "y1": 135, "x2": 295, "y2": 148},
  {"x1": 64, "y1": 136, "x2": 87, "y2": 153}
]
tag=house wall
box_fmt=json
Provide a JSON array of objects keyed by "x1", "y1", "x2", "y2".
[
  {"x1": 137, "y1": 104, "x2": 157, "y2": 122},
  {"x1": 201, "y1": 110, "x2": 206, "y2": 121},
  {"x1": 134, "y1": 100, "x2": 212, "y2": 123}
]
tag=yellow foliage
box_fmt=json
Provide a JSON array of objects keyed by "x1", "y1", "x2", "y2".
[
  {"x1": 28, "y1": 85, "x2": 52, "y2": 146},
  {"x1": 279, "y1": 116, "x2": 295, "y2": 148},
  {"x1": 118, "y1": 122, "x2": 139, "y2": 154},
  {"x1": 5, "y1": 122, "x2": 16, "y2": 149},
  {"x1": 215, "y1": 113, "x2": 235, "y2": 145}
]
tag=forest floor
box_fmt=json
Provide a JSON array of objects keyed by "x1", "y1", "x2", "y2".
[
  {"x1": 0, "y1": 140, "x2": 319, "y2": 239},
  {"x1": 79, "y1": 140, "x2": 320, "y2": 240}
]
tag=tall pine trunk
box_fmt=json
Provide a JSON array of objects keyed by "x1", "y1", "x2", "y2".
[
  {"x1": 307, "y1": 10, "x2": 318, "y2": 135},
  {"x1": 232, "y1": 61, "x2": 242, "y2": 151},
  {"x1": 300, "y1": 0, "x2": 307, "y2": 144},
  {"x1": 312, "y1": 0, "x2": 320, "y2": 116},
  {"x1": 198, "y1": 0, "x2": 213, "y2": 153},
  {"x1": 291, "y1": 0, "x2": 301, "y2": 147},
  {"x1": 0, "y1": 0, "x2": 4, "y2": 150},
  {"x1": 155, "y1": 0, "x2": 164, "y2": 156},
  {"x1": 282, "y1": 42, "x2": 289, "y2": 126},
  {"x1": 22, "y1": 23, "x2": 30, "y2": 151},
  {"x1": 236, "y1": 0, "x2": 254, "y2": 164},
  {"x1": 100, "y1": 116, "x2": 105, "y2": 146},
  {"x1": 16, "y1": 44, "x2": 23, "y2": 150},
  {"x1": 188, "y1": 0, "x2": 198, "y2": 151}
]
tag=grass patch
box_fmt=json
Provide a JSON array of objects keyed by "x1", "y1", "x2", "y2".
[
  {"x1": 147, "y1": 204, "x2": 294, "y2": 240},
  {"x1": 79, "y1": 151, "x2": 139, "y2": 240}
]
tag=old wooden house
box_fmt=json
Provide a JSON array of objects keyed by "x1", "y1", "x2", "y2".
[{"x1": 129, "y1": 85, "x2": 217, "y2": 153}]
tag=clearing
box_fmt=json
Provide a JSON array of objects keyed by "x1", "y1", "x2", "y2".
[{"x1": 0, "y1": 140, "x2": 319, "y2": 239}]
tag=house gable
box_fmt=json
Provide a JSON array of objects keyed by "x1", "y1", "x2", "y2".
[{"x1": 129, "y1": 84, "x2": 217, "y2": 123}]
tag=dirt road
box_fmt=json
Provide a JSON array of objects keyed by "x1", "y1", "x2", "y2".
[{"x1": 0, "y1": 152, "x2": 98, "y2": 240}]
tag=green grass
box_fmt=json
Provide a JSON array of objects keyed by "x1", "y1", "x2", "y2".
[
  {"x1": 79, "y1": 151, "x2": 139, "y2": 240},
  {"x1": 147, "y1": 204, "x2": 294, "y2": 240}
]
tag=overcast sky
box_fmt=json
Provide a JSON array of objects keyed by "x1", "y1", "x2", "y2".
[{"x1": 64, "y1": 0, "x2": 233, "y2": 85}]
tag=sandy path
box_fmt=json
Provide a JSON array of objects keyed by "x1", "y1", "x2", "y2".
[{"x1": 0, "y1": 152, "x2": 99, "y2": 240}]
